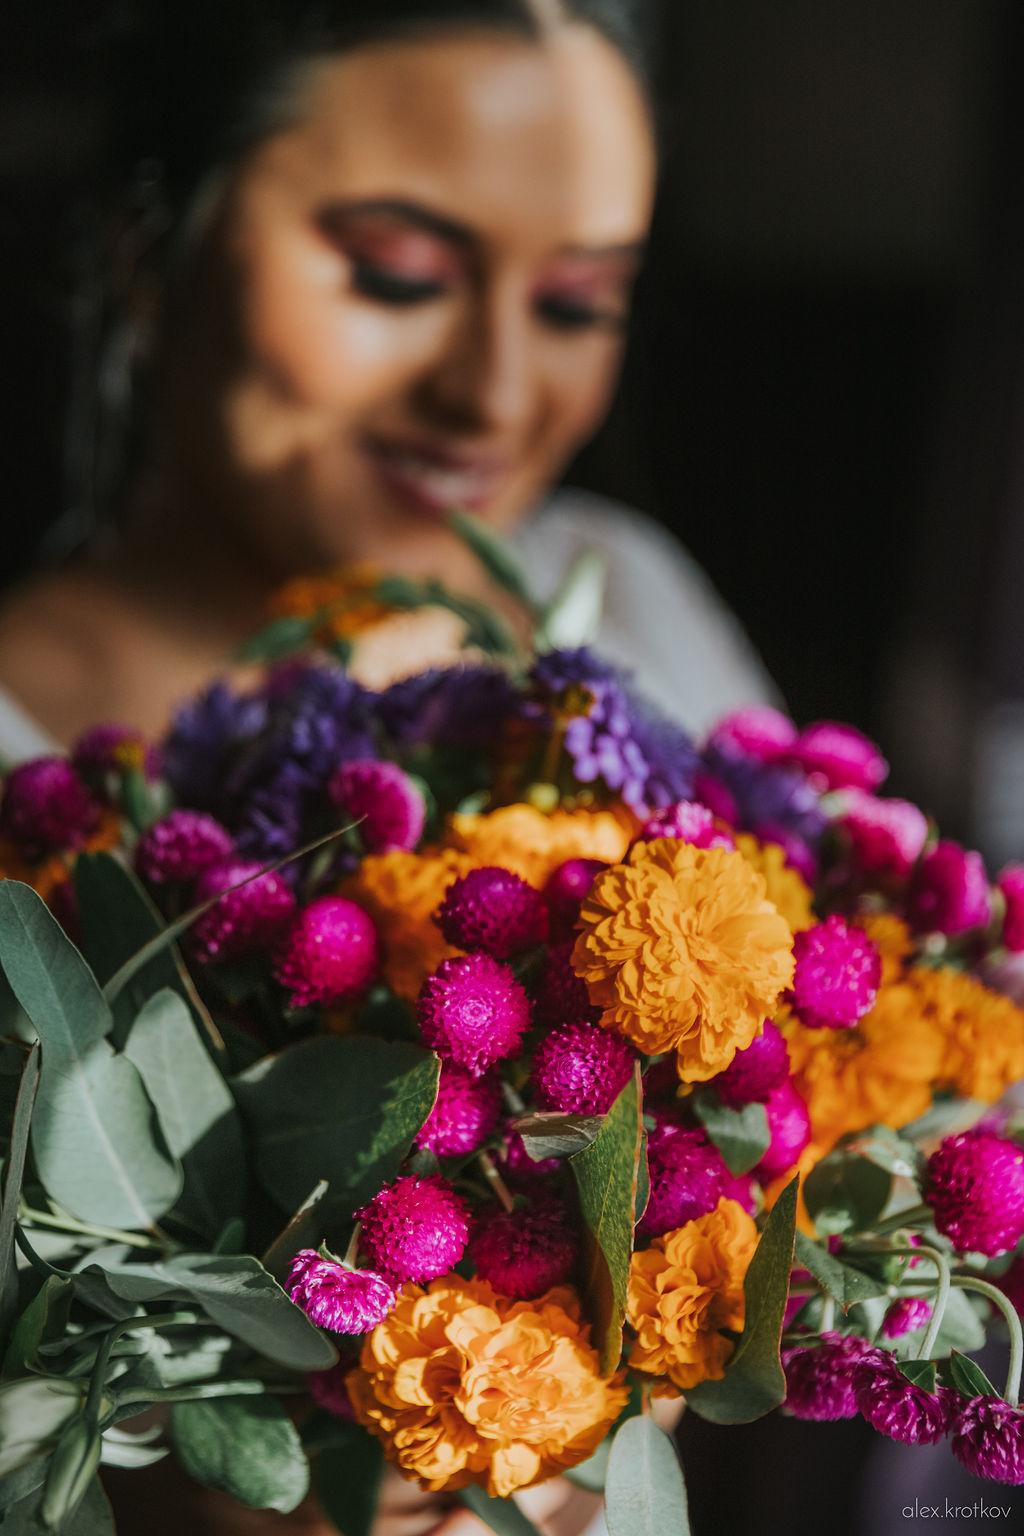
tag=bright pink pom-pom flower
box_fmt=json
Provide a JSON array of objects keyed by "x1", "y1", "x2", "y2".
[
  {"x1": 437, "y1": 866, "x2": 548, "y2": 958},
  {"x1": 191, "y1": 858, "x2": 297, "y2": 964},
  {"x1": 924, "y1": 1130, "x2": 1024, "y2": 1256},
  {"x1": 951, "y1": 1397, "x2": 1024, "y2": 1484},
  {"x1": 532, "y1": 939, "x2": 596, "y2": 1025},
  {"x1": 907, "y1": 840, "x2": 991, "y2": 937},
  {"x1": 544, "y1": 859, "x2": 607, "y2": 940},
  {"x1": 273, "y1": 895, "x2": 378, "y2": 1007},
  {"x1": 692, "y1": 770, "x2": 740, "y2": 827},
  {"x1": 417, "y1": 952, "x2": 530, "y2": 1075},
  {"x1": 790, "y1": 915, "x2": 881, "y2": 1030},
  {"x1": 839, "y1": 790, "x2": 929, "y2": 882},
  {"x1": 498, "y1": 1125, "x2": 562, "y2": 1187},
  {"x1": 531, "y1": 1019, "x2": 635, "y2": 1116},
  {"x1": 637, "y1": 800, "x2": 735, "y2": 851},
  {"x1": 357, "y1": 1174, "x2": 470, "y2": 1285},
  {"x1": 640, "y1": 1120, "x2": 728, "y2": 1237},
  {"x1": 782, "y1": 1332, "x2": 875, "y2": 1420},
  {"x1": 470, "y1": 1199, "x2": 577, "y2": 1298},
  {"x1": 756, "y1": 1080, "x2": 812, "y2": 1180},
  {"x1": 707, "y1": 708, "x2": 798, "y2": 764},
  {"x1": 415, "y1": 1064, "x2": 502, "y2": 1157},
  {"x1": 307, "y1": 1360, "x2": 356, "y2": 1419},
  {"x1": 715, "y1": 1020, "x2": 790, "y2": 1106},
  {"x1": 286, "y1": 1249, "x2": 395, "y2": 1334},
  {"x1": 790, "y1": 722, "x2": 888, "y2": 792},
  {"x1": 135, "y1": 810, "x2": 234, "y2": 886},
  {"x1": 328, "y1": 758, "x2": 425, "y2": 853},
  {"x1": 0, "y1": 758, "x2": 101, "y2": 855},
  {"x1": 881, "y1": 1296, "x2": 933, "y2": 1340},
  {"x1": 852, "y1": 1348, "x2": 952, "y2": 1444},
  {"x1": 999, "y1": 865, "x2": 1024, "y2": 953}
]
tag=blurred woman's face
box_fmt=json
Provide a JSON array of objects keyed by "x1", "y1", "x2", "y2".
[{"x1": 163, "y1": 25, "x2": 656, "y2": 575}]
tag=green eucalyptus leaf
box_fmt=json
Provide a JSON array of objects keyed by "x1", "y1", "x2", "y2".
[
  {"x1": 569, "y1": 1066, "x2": 644, "y2": 1374},
  {"x1": 457, "y1": 1487, "x2": 542, "y2": 1536},
  {"x1": 236, "y1": 615, "x2": 316, "y2": 664},
  {"x1": 692, "y1": 1092, "x2": 770, "y2": 1176},
  {"x1": 171, "y1": 1395, "x2": 309, "y2": 1512},
  {"x1": 605, "y1": 1416, "x2": 690, "y2": 1536},
  {"x1": 447, "y1": 511, "x2": 535, "y2": 607},
  {"x1": 0, "y1": 1378, "x2": 85, "y2": 1478},
  {"x1": 312, "y1": 1421, "x2": 386, "y2": 1536},
  {"x1": 932, "y1": 1288, "x2": 986, "y2": 1355},
  {"x1": 897, "y1": 1358, "x2": 937, "y2": 1393},
  {"x1": 124, "y1": 989, "x2": 245, "y2": 1238},
  {"x1": 3, "y1": 1275, "x2": 73, "y2": 1376},
  {"x1": 687, "y1": 1178, "x2": 798, "y2": 1424},
  {"x1": 535, "y1": 549, "x2": 607, "y2": 651},
  {"x1": 234, "y1": 1036, "x2": 440, "y2": 1217},
  {"x1": 802, "y1": 1148, "x2": 892, "y2": 1237},
  {"x1": 41, "y1": 1416, "x2": 102, "y2": 1531},
  {"x1": 949, "y1": 1349, "x2": 999, "y2": 1400},
  {"x1": 793, "y1": 1232, "x2": 889, "y2": 1310},
  {"x1": 512, "y1": 1112, "x2": 603, "y2": 1160},
  {"x1": 261, "y1": 1181, "x2": 331, "y2": 1285},
  {"x1": 0, "y1": 1042, "x2": 40, "y2": 1335}
]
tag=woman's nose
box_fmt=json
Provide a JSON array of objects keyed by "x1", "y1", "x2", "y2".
[{"x1": 417, "y1": 282, "x2": 536, "y2": 438}]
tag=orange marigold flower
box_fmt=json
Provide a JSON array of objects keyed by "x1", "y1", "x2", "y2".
[
  {"x1": 342, "y1": 848, "x2": 473, "y2": 1000},
  {"x1": 446, "y1": 804, "x2": 633, "y2": 888},
  {"x1": 735, "y1": 833, "x2": 815, "y2": 932},
  {"x1": 0, "y1": 809, "x2": 122, "y2": 905},
  {"x1": 626, "y1": 1197, "x2": 757, "y2": 1393},
  {"x1": 854, "y1": 912, "x2": 913, "y2": 986},
  {"x1": 573, "y1": 840, "x2": 794, "y2": 1081},
  {"x1": 908, "y1": 965, "x2": 1024, "y2": 1103},
  {"x1": 268, "y1": 565, "x2": 390, "y2": 641},
  {"x1": 348, "y1": 1277, "x2": 627, "y2": 1497}
]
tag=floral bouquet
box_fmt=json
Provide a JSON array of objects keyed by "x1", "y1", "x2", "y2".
[{"x1": 3, "y1": 526, "x2": 1024, "y2": 1536}]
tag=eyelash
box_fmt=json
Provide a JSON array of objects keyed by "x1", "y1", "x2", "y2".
[{"x1": 351, "y1": 259, "x2": 625, "y2": 332}]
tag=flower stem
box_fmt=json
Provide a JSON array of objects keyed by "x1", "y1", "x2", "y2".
[
  {"x1": 20, "y1": 1206, "x2": 168, "y2": 1252},
  {"x1": 820, "y1": 1296, "x2": 836, "y2": 1334},
  {"x1": 952, "y1": 1277, "x2": 1024, "y2": 1407},
  {"x1": 872, "y1": 1204, "x2": 933, "y2": 1237},
  {"x1": 342, "y1": 1224, "x2": 361, "y2": 1269},
  {"x1": 86, "y1": 1312, "x2": 199, "y2": 1423},
  {"x1": 477, "y1": 1151, "x2": 515, "y2": 1213}
]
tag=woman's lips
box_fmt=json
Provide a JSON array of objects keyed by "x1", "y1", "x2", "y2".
[{"x1": 362, "y1": 438, "x2": 509, "y2": 516}]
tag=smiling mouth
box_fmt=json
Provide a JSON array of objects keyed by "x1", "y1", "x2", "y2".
[{"x1": 363, "y1": 439, "x2": 510, "y2": 516}]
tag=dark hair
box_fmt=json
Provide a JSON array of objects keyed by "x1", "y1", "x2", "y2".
[{"x1": 62, "y1": 0, "x2": 655, "y2": 541}]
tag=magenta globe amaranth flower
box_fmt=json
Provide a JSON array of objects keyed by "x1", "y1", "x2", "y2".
[
  {"x1": 273, "y1": 895, "x2": 378, "y2": 1008},
  {"x1": 437, "y1": 865, "x2": 548, "y2": 959},
  {"x1": 414, "y1": 1064, "x2": 502, "y2": 1157},
  {"x1": 190, "y1": 858, "x2": 297, "y2": 964},
  {"x1": 531, "y1": 1019, "x2": 635, "y2": 1116},
  {"x1": 0, "y1": 757, "x2": 101, "y2": 855},
  {"x1": 286, "y1": 1249, "x2": 395, "y2": 1334},
  {"x1": 790, "y1": 915, "x2": 881, "y2": 1030},
  {"x1": 999, "y1": 864, "x2": 1024, "y2": 953},
  {"x1": 751, "y1": 821, "x2": 817, "y2": 884},
  {"x1": 852, "y1": 1348, "x2": 952, "y2": 1444},
  {"x1": 469, "y1": 1199, "x2": 577, "y2": 1298},
  {"x1": 692, "y1": 769, "x2": 740, "y2": 827},
  {"x1": 356, "y1": 1174, "x2": 470, "y2": 1285},
  {"x1": 417, "y1": 952, "x2": 530, "y2": 1075},
  {"x1": 924, "y1": 1130, "x2": 1024, "y2": 1256},
  {"x1": 790, "y1": 721, "x2": 888, "y2": 792},
  {"x1": 532, "y1": 938, "x2": 595, "y2": 1026},
  {"x1": 756, "y1": 1080, "x2": 812, "y2": 1180},
  {"x1": 908, "y1": 840, "x2": 992, "y2": 937},
  {"x1": 135, "y1": 809, "x2": 234, "y2": 886},
  {"x1": 707, "y1": 707, "x2": 798, "y2": 764},
  {"x1": 839, "y1": 789, "x2": 929, "y2": 882},
  {"x1": 640, "y1": 1120, "x2": 727, "y2": 1237},
  {"x1": 71, "y1": 722, "x2": 160, "y2": 784},
  {"x1": 307, "y1": 1360, "x2": 356, "y2": 1419},
  {"x1": 715, "y1": 1020, "x2": 790, "y2": 1106},
  {"x1": 637, "y1": 800, "x2": 734, "y2": 851},
  {"x1": 498, "y1": 1124, "x2": 562, "y2": 1187},
  {"x1": 951, "y1": 1397, "x2": 1024, "y2": 1484},
  {"x1": 328, "y1": 758, "x2": 425, "y2": 853},
  {"x1": 782, "y1": 1332, "x2": 875, "y2": 1420},
  {"x1": 543, "y1": 858, "x2": 607, "y2": 940},
  {"x1": 881, "y1": 1296, "x2": 933, "y2": 1340}
]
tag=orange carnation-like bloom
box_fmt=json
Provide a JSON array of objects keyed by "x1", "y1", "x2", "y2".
[
  {"x1": 348, "y1": 1277, "x2": 628, "y2": 1497},
  {"x1": 734, "y1": 833, "x2": 815, "y2": 932},
  {"x1": 573, "y1": 840, "x2": 794, "y2": 1081},
  {"x1": 0, "y1": 809, "x2": 122, "y2": 906},
  {"x1": 268, "y1": 564, "x2": 391, "y2": 642},
  {"x1": 446, "y1": 804, "x2": 633, "y2": 889},
  {"x1": 342, "y1": 848, "x2": 472, "y2": 1000},
  {"x1": 626, "y1": 1197, "x2": 757, "y2": 1393},
  {"x1": 910, "y1": 965, "x2": 1024, "y2": 1103},
  {"x1": 853, "y1": 912, "x2": 913, "y2": 986}
]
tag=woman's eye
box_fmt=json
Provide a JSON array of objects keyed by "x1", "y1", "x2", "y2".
[
  {"x1": 535, "y1": 295, "x2": 626, "y2": 332},
  {"x1": 351, "y1": 261, "x2": 447, "y2": 306}
]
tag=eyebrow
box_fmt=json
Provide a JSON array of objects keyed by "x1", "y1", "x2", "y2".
[{"x1": 317, "y1": 197, "x2": 646, "y2": 261}]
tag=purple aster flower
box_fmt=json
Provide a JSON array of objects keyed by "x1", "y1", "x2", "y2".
[
  {"x1": 162, "y1": 681, "x2": 269, "y2": 811},
  {"x1": 375, "y1": 665, "x2": 518, "y2": 749},
  {"x1": 702, "y1": 740, "x2": 828, "y2": 853}
]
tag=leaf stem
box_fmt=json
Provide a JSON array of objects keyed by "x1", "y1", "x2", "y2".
[
  {"x1": 477, "y1": 1151, "x2": 515, "y2": 1213},
  {"x1": 872, "y1": 1203, "x2": 933, "y2": 1236},
  {"x1": 20, "y1": 1206, "x2": 169, "y2": 1252},
  {"x1": 952, "y1": 1277, "x2": 1024, "y2": 1407},
  {"x1": 14, "y1": 1223, "x2": 70, "y2": 1278}
]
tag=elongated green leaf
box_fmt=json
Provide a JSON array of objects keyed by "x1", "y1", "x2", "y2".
[
  {"x1": 793, "y1": 1231, "x2": 888, "y2": 1310},
  {"x1": 171, "y1": 1395, "x2": 309, "y2": 1512},
  {"x1": 124, "y1": 989, "x2": 245, "y2": 1238},
  {"x1": 1, "y1": 1042, "x2": 40, "y2": 1334},
  {"x1": 3, "y1": 1275, "x2": 72, "y2": 1376},
  {"x1": 234, "y1": 1036, "x2": 440, "y2": 1217},
  {"x1": 448, "y1": 510, "x2": 535, "y2": 607},
  {"x1": 261, "y1": 1180, "x2": 330, "y2": 1284},
  {"x1": 312, "y1": 1422, "x2": 385, "y2": 1536},
  {"x1": 237, "y1": 614, "x2": 317, "y2": 664},
  {"x1": 897, "y1": 1358, "x2": 937, "y2": 1392},
  {"x1": 458, "y1": 1487, "x2": 543, "y2": 1536},
  {"x1": 949, "y1": 1350, "x2": 998, "y2": 1400},
  {"x1": 513, "y1": 1112, "x2": 603, "y2": 1160},
  {"x1": 606, "y1": 1417, "x2": 690, "y2": 1536},
  {"x1": 536, "y1": 549, "x2": 607, "y2": 651},
  {"x1": 692, "y1": 1093, "x2": 770, "y2": 1176},
  {"x1": 803, "y1": 1148, "x2": 891, "y2": 1237},
  {"x1": 0, "y1": 883, "x2": 112, "y2": 1052},
  {"x1": 569, "y1": 1066, "x2": 644, "y2": 1374},
  {"x1": 686, "y1": 1178, "x2": 798, "y2": 1424}
]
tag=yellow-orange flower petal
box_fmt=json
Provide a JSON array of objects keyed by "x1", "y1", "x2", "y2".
[
  {"x1": 342, "y1": 848, "x2": 473, "y2": 1000},
  {"x1": 446, "y1": 804, "x2": 633, "y2": 888},
  {"x1": 854, "y1": 912, "x2": 913, "y2": 987},
  {"x1": 735, "y1": 833, "x2": 815, "y2": 932}
]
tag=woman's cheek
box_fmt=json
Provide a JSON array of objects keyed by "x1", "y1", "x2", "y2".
[{"x1": 543, "y1": 333, "x2": 626, "y2": 446}]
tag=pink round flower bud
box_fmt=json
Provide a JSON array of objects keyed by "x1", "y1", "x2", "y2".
[
  {"x1": 756, "y1": 1080, "x2": 812, "y2": 1180},
  {"x1": 543, "y1": 859, "x2": 608, "y2": 940},
  {"x1": 135, "y1": 809, "x2": 234, "y2": 886},
  {"x1": 840, "y1": 790, "x2": 929, "y2": 882},
  {"x1": 715, "y1": 1020, "x2": 790, "y2": 1106},
  {"x1": 307, "y1": 1360, "x2": 356, "y2": 1419},
  {"x1": 286, "y1": 1249, "x2": 395, "y2": 1334},
  {"x1": 437, "y1": 865, "x2": 548, "y2": 959},
  {"x1": 273, "y1": 895, "x2": 378, "y2": 1008},
  {"x1": 790, "y1": 722, "x2": 888, "y2": 792},
  {"x1": 531, "y1": 1019, "x2": 635, "y2": 1116},
  {"x1": 191, "y1": 858, "x2": 297, "y2": 964},
  {"x1": 782, "y1": 1332, "x2": 875, "y2": 1420},
  {"x1": 692, "y1": 769, "x2": 740, "y2": 827},
  {"x1": 908, "y1": 840, "x2": 991, "y2": 937},
  {"x1": 637, "y1": 800, "x2": 735, "y2": 851},
  {"x1": 951, "y1": 1397, "x2": 1024, "y2": 1484},
  {"x1": 0, "y1": 757, "x2": 101, "y2": 855},
  {"x1": 417, "y1": 952, "x2": 531, "y2": 1075},
  {"x1": 469, "y1": 1198, "x2": 577, "y2": 1298},
  {"x1": 532, "y1": 939, "x2": 596, "y2": 1025},
  {"x1": 640, "y1": 1119, "x2": 728, "y2": 1237},
  {"x1": 852, "y1": 1348, "x2": 952, "y2": 1444},
  {"x1": 707, "y1": 707, "x2": 798, "y2": 764},
  {"x1": 999, "y1": 864, "x2": 1024, "y2": 953},
  {"x1": 356, "y1": 1174, "x2": 470, "y2": 1285},
  {"x1": 328, "y1": 758, "x2": 426, "y2": 853},
  {"x1": 881, "y1": 1296, "x2": 933, "y2": 1341},
  {"x1": 790, "y1": 915, "x2": 881, "y2": 1030},
  {"x1": 415, "y1": 1064, "x2": 502, "y2": 1157},
  {"x1": 72, "y1": 723, "x2": 160, "y2": 783},
  {"x1": 924, "y1": 1130, "x2": 1024, "y2": 1256}
]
